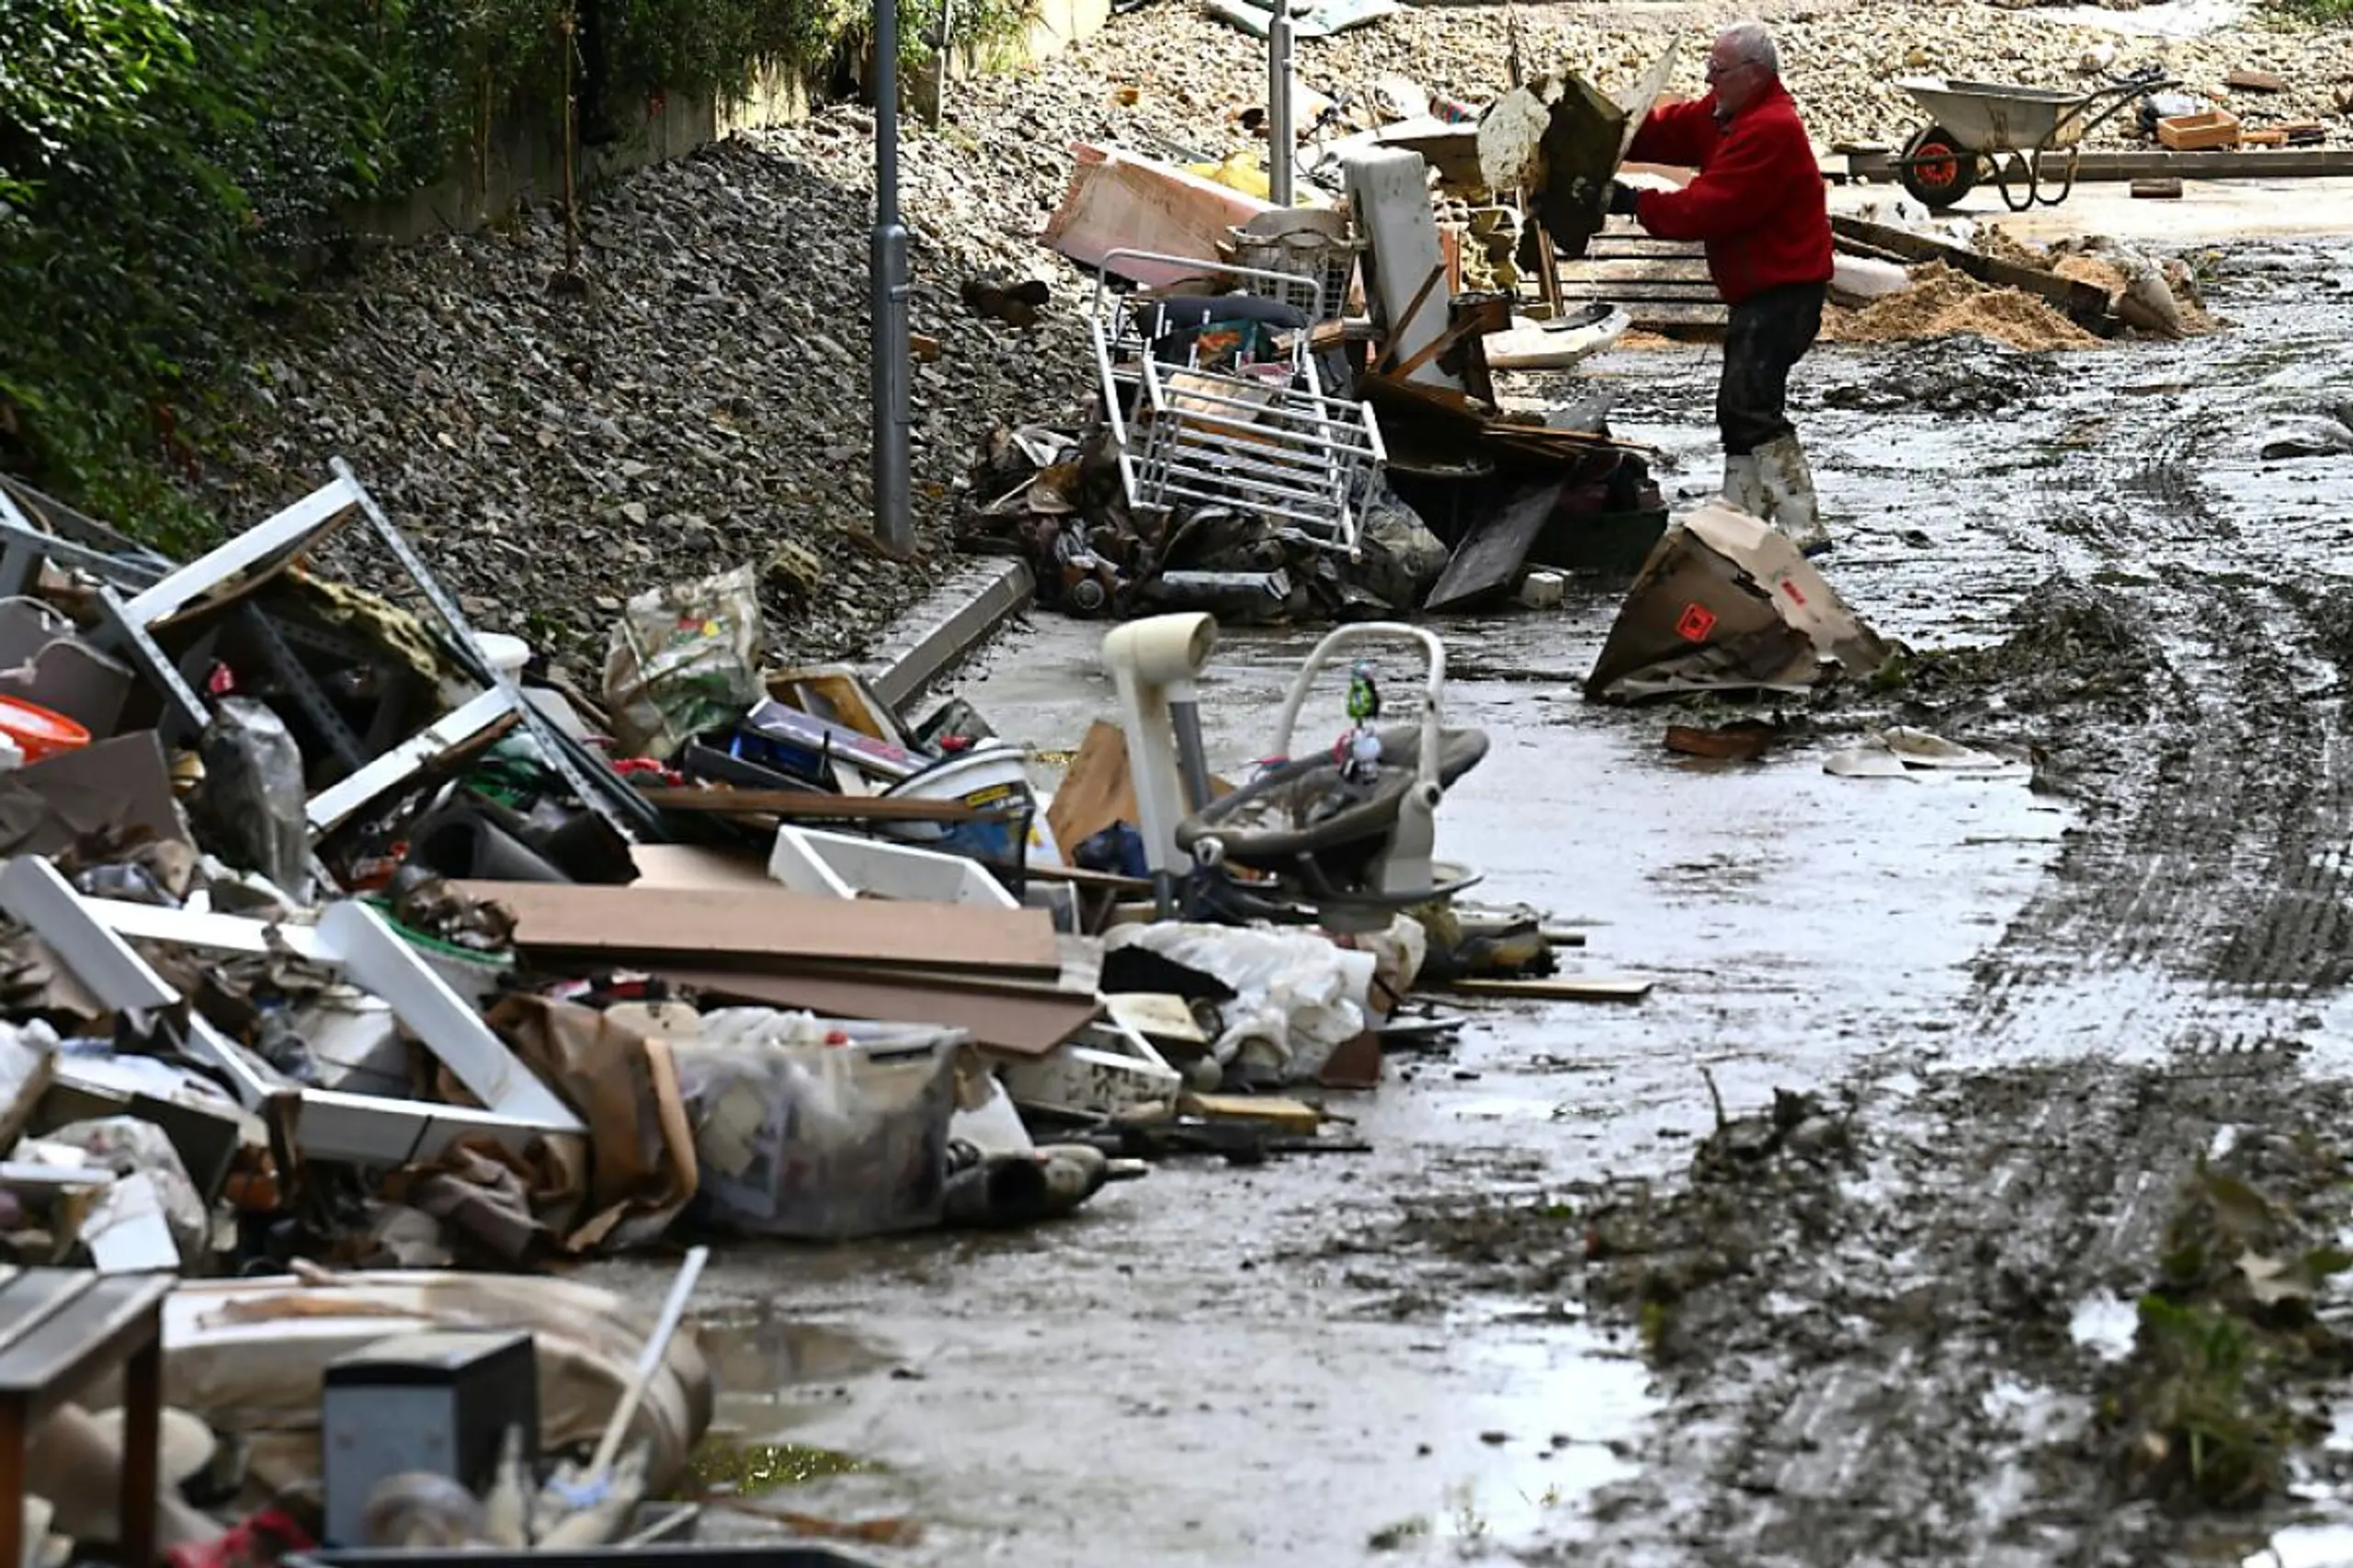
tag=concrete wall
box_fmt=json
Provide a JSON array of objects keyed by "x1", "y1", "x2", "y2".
[{"x1": 350, "y1": 0, "x2": 1107, "y2": 243}]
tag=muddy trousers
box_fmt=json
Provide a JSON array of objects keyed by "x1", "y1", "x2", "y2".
[{"x1": 1716, "y1": 281, "x2": 1826, "y2": 456}]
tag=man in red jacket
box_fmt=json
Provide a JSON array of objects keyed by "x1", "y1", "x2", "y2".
[{"x1": 1606, "y1": 21, "x2": 1836, "y2": 554}]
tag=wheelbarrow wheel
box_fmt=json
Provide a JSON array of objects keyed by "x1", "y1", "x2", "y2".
[{"x1": 1898, "y1": 123, "x2": 1979, "y2": 210}]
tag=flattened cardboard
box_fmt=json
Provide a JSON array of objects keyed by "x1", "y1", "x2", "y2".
[
  {"x1": 0, "y1": 732, "x2": 188, "y2": 858},
  {"x1": 1584, "y1": 502, "x2": 1891, "y2": 704},
  {"x1": 627, "y1": 844, "x2": 774, "y2": 890},
  {"x1": 485, "y1": 994, "x2": 699, "y2": 1252},
  {"x1": 1045, "y1": 721, "x2": 1233, "y2": 864},
  {"x1": 461, "y1": 879, "x2": 1062, "y2": 976}
]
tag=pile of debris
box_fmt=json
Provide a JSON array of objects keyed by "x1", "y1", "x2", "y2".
[
  {"x1": 0, "y1": 419, "x2": 1633, "y2": 1560},
  {"x1": 1827, "y1": 261, "x2": 2106, "y2": 352},
  {"x1": 957, "y1": 57, "x2": 1698, "y2": 625}
]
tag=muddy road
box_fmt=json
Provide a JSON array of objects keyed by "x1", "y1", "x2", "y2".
[{"x1": 584, "y1": 242, "x2": 2353, "y2": 1566}]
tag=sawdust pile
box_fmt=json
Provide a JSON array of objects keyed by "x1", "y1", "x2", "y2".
[
  {"x1": 1976, "y1": 227, "x2": 2053, "y2": 272},
  {"x1": 2052, "y1": 253, "x2": 2132, "y2": 298},
  {"x1": 1825, "y1": 262, "x2": 2104, "y2": 352}
]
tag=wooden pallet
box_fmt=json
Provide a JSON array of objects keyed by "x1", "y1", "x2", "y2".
[{"x1": 1554, "y1": 221, "x2": 1725, "y2": 331}]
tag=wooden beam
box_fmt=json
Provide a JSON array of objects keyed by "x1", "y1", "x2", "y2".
[
  {"x1": 1845, "y1": 145, "x2": 2353, "y2": 183},
  {"x1": 459, "y1": 879, "x2": 1063, "y2": 974},
  {"x1": 1829, "y1": 215, "x2": 2111, "y2": 324},
  {"x1": 636, "y1": 786, "x2": 996, "y2": 823}
]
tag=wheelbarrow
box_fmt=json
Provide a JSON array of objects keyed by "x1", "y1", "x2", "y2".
[{"x1": 1892, "y1": 71, "x2": 2177, "y2": 211}]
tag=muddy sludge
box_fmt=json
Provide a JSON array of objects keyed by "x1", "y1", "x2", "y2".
[{"x1": 1358, "y1": 1062, "x2": 2353, "y2": 1566}]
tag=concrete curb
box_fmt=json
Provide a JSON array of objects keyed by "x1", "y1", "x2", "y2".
[{"x1": 863, "y1": 557, "x2": 1038, "y2": 713}]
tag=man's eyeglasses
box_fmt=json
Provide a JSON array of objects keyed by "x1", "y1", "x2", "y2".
[{"x1": 1706, "y1": 58, "x2": 1757, "y2": 80}]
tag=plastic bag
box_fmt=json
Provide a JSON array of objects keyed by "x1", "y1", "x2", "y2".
[
  {"x1": 33, "y1": 1116, "x2": 209, "y2": 1265},
  {"x1": 1104, "y1": 922, "x2": 1376, "y2": 1085},
  {"x1": 198, "y1": 698, "x2": 309, "y2": 899},
  {"x1": 600, "y1": 564, "x2": 764, "y2": 762},
  {"x1": 667, "y1": 1014, "x2": 964, "y2": 1240}
]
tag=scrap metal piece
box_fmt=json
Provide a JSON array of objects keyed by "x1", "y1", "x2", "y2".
[
  {"x1": 305, "y1": 687, "x2": 516, "y2": 835},
  {"x1": 332, "y1": 458, "x2": 660, "y2": 841},
  {"x1": 0, "y1": 482, "x2": 169, "y2": 599},
  {"x1": 0, "y1": 857, "x2": 582, "y2": 1165}
]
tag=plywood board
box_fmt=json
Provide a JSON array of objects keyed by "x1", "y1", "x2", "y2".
[
  {"x1": 656, "y1": 967, "x2": 1100, "y2": 1059},
  {"x1": 458, "y1": 880, "x2": 1061, "y2": 975}
]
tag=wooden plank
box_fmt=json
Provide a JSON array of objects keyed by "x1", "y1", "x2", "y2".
[
  {"x1": 1554, "y1": 279, "x2": 1725, "y2": 301},
  {"x1": 1576, "y1": 300, "x2": 1729, "y2": 328},
  {"x1": 1556, "y1": 256, "x2": 1716, "y2": 283},
  {"x1": 0, "y1": 1272, "x2": 166, "y2": 1397},
  {"x1": 1846, "y1": 145, "x2": 2353, "y2": 183},
  {"x1": 1441, "y1": 975, "x2": 1654, "y2": 1003},
  {"x1": 457, "y1": 880, "x2": 1063, "y2": 975},
  {"x1": 656, "y1": 966, "x2": 1100, "y2": 1058},
  {"x1": 1580, "y1": 240, "x2": 1710, "y2": 261},
  {"x1": 636, "y1": 787, "x2": 994, "y2": 824},
  {"x1": 1179, "y1": 1093, "x2": 1323, "y2": 1133},
  {"x1": 1829, "y1": 215, "x2": 2109, "y2": 324}
]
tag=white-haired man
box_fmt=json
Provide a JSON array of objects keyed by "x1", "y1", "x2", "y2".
[{"x1": 1607, "y1": 21, "x2": 1836, "y2": 554}]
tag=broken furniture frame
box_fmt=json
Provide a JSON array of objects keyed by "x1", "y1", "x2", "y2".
[
  {"x1": 0, "y1": 482, "x2": 174, "y2": 600},
  {"x1": 0, "y1": 1269, "x2": 171, "y2": 1568},
  {"x1": 0, "y1": 857, "x2": 584, "y2": 1166},
  {"x1": 1090, "y1": 250, "x2": 1384, "y2": 553},
  {"x1": 60, "y1": 460, "x2": 656, "y2": 843}
]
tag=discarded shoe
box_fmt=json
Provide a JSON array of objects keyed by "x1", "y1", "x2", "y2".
[{"x1": 940, "y1": 1145, "x2": 1113, "y2": 1229}]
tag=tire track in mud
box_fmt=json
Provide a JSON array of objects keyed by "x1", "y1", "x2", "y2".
[{"x1": 1546, "y1": 255, "x2": 2353, "y2": 1568}]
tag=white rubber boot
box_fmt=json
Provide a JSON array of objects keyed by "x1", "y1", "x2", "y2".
[
  {"x1": 1754, "y1": 433, "x2": 1831, "y2": 557},
  {"x1": 1717, "y1": 454, "x2": 1765, "y2": 517}
]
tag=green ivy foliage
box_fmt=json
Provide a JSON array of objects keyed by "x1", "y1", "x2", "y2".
[{"x1": 0, "y1": 0, "x2": 1029, "y2": 546}]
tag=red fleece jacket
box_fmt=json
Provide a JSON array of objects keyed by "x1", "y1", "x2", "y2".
[{"x1": 1626, "y1": 81, "x2": 1833, "y2": 306}]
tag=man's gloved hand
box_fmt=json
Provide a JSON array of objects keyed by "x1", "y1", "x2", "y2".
[{"x1": 1606, "y1": 179, "x2": 1643, "y2": 218}]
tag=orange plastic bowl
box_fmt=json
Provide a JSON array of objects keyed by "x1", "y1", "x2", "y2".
[{"x1": 0, "y1": 696, "x2": 90, "y2": 764}]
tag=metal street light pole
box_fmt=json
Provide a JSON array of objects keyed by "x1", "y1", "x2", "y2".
[
  {"x1": 1266, "y1": 0, "x2": 1294, "y2": 208},
  {"x1": 870, "y1": 0, "x2": 915, "y2": 558}
]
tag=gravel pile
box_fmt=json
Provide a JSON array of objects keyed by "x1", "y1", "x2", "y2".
[
  {"x1": 952, "y1": 0, "x2": 2353, "y2": 164},
  {"x1": 179, "y1": 115, "x2": 1100, "y2": 677}
]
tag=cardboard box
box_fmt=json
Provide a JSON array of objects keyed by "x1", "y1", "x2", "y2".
[{"x1": 1584, "y1": 503, "x2": 1891, "y2": 703}]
